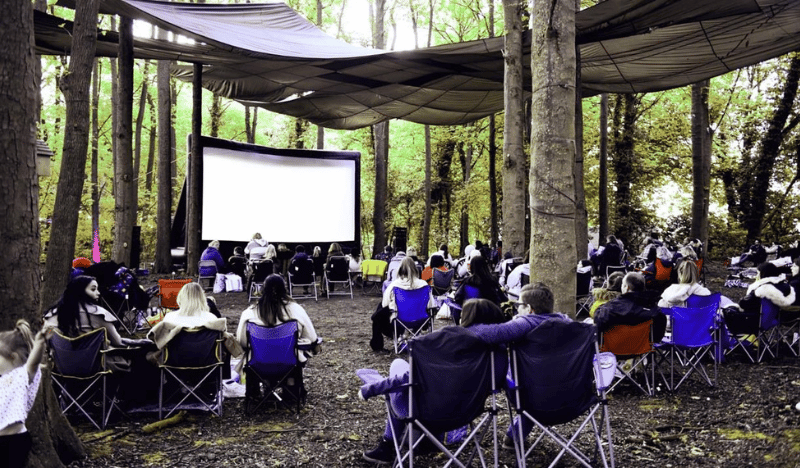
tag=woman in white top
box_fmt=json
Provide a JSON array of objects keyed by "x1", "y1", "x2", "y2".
[
  {"x1": 148, "y1": 282, "x2": 227, "y2": 350},
  {"x1": 658, "y1": 261, "x2": 711, "y2": 308}
]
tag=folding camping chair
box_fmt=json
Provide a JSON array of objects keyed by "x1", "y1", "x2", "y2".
[
  {"x1": 156, "y1": 278, "x2": 193, "y2": 313},
  {"x1": 507, "y1": 320, "x2": 615, "y2": 468},
  {"x1": 391, "y1": 285, "x2": 434, "y2": 354},
  {"x1": 779, "y1": 307, "x2": 800, "y2": 357},
  {"x1": 602, "y1": 265, "x2": 628, "y2": 289},
  {"x1": 655, "y1": 304, "x2": 719, "y2": 391},
  {"x1": 244, "y1": 321, "x2": 307, "y2": 414},
  {"x1": 576, "y1": 269, "x2": 593, "y2": 318},
  {"x1": 724, "y1": 298, "x2": 781, "y2": 363},
  {"x1": 645, "y1": 258, "x2": 673, "y2": 292},
  {"x1": 431, "y1": 268, "x2": 455, "y2": 296},
  {"x1": 288, "y1": 257, "x2": 318, "y2": 301},
  {"x1": 248, "y1": 259, "x2": 274, "y2": 302},
  {"x1": 48, "y1": 328, "x2": 117, "y2": 429},
  {"x1": 361, "y1": 259, "x2": 388, "y2": 295},
  {"x1": 599, "y1": 320, "x2": 655, "y2": 396},
  {"x1": 444, "y1": 285, "x2": 480, "y2": 326},
  {"x1": 157, "y1": 328, "x2": 224, "y2": 420},
  {"x1": 324, "y1": 256, "x2": 354, "y2": 299},
  {"x1": 197, "y1": 260, "x2": 218, "y2": 291},
  {"x1": 389, "y1": 326, "x2": 507, "y2": 468}
]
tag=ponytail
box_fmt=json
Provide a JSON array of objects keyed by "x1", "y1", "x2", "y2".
[{"x1": 0, "y1": 319, "x2": 34, "y2": 363}]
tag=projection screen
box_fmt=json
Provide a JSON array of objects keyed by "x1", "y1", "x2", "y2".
[{"x1": 198, "y1": 137, "x2": 360, "y2": 246}]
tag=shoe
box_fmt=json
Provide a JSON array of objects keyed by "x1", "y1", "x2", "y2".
[
  {"x1": 363, "y1": 439, "x2": 395, "y2": 465},
  {"x1": 501, "y1": 435, "x2": 515, "y2": 451}
]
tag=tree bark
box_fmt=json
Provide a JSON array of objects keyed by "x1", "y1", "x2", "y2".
[
  {"x1": 186, "y1": 63, "x2": 203, "y2": 276},
  {"x1": 112, "y1": 16, "x2": 135, "y2": 266},
  {"x1": 422, "y1": 125, "x2": 432, "y2": 257},
  {"x1": 501, "y1": 0, "x2": 527, "y2": 258},
  {"x1": 459, "y1": 141, "x2": 472, "y2": 250},
  {"x1": 210, "y1": 94, "x2": 222, "y2": 137},
  {"x1": 40, "y1": 0, "x2": 100, "y2": 310},
  {"x1": 154, "y1": 26, "x2": 173, "y2": 273},
  {"x1": 598, "y1": 93, "x2": 608, "y2": 242},
  {"x1": 574, "y1": 39, "x2": 588, "y2": 261},
  {"x1": 529, "y1": 0, "x2": 578, "y2": 316},
  {"x1": 610, "y1": 93, "x2": 639, "y2": 245},
  {"x1": 91, "y1": 61, "x2": 101, "y2": 262},
  {"x1": 691, "y1": 80, "x2": 711, "y2": 252},
  {"x1": 371, "y1": 0, "x2": 389, "y2": 257}
]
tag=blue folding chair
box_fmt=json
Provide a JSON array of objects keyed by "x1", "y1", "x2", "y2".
[
  {"x1": 656, "y1": 304, "x2": 719, "y2": 391},
  {"x1": 244, "y1": 320, "x2": 306, "y2": 414},
  {"x1": 391, "y1": 285, "x2": 434, "y2": 354},
  {"x1": 507, "y1": 321, "x2": 615, "y2": 468},
  {"x1": 389, "y1": 326, "x2": 507, "y2": 467},
  {"x1": 724, "y1": 298, "x2": 781, "y2": 363},
  {"x1": 443, "y1": 285, "x2": 481, "y2": 326},
  {"x1": 685, "y1": 292, "x2": 721, "y2": 310}
]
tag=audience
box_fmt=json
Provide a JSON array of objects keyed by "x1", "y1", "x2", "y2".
[
  {"x1": 589, "y1": 271, "x2": 624, "y2": 318},
  {"x1": 245, "y1": 233, "x2": 269, "y2": 261},
  {"x1": 658, "y1": 261, "x2": 710, "y2": 309},
  {"x1": 200, "y1": 240, "x2": 226, "y2": 275},
  {"x1": 593, "y1": 272, "x2": 666, "y2": 342},
  {"x1": 228, "y1": 246, "x2": 248, "y2": 279}
]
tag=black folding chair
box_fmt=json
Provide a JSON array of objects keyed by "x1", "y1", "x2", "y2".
[
  {"x1": 288, "y1": 257, "x2": 318, "y2": 301},
  {"x1": 324, "y1": 256, "x2": 353, "y2": 299}
]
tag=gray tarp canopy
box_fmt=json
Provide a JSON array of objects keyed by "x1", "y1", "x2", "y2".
[{"x1": 36, "y1": 0, "x2": 800, "y2": 129}]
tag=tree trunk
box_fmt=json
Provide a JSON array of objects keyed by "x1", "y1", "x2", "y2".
[
  {"x1": 145, "y1": 91, "x2": 156, "y2": 192},
  {"x1": 574, "y1": 40, "x2": 588, "y2": 261},
  {"x1": 371, "y1": 0, "x2": 389, "y2": 257},
  {"x1": 501, "y1": 0, "x2": 527, "y2": 258},
  {"x1": 529, "y1": 0, "x2": 577, "y2": 316},
  {"x1": 459, "y1": 141, "x2": 472, "y2": 250},
  {"x1": 489, "y1": 116, "x2": 499, "y2": 247},
  {"x1": 91, "y1": 61, "x2": 101, "y2": 262},
  {"x1": 210, "y1": 94, "x2": 222, "y2": 137},
  {"x1": 691, "y1": 80, "x2": 711, "y2": 252},
  {"x1": 610, "y1": 94, "x2": 639, "y2": 245},
  {"x1": 154, "y1": 25, "x2": 173, "y2": 274},
  {"x1": 134, "y1": 60, "x2": 149, "y2": 206},
  {"x1": 598, "y1": 93, "x2": 608, "y2": 242},
  {"x1": 112, "y1": 16, "x2": 135, "y2": 266},
  {"x1": 40, "y1": 0, "x2": 100, "y2": 310},
  {"x1": 187, "y1": 63, "x2": 203, "y2": 276},
  {"x1": 421, "y1": 124, "x2": 432, "y2": 257}
]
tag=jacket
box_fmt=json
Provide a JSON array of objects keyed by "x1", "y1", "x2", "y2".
[
  {"x1": 594, "y1": 290, "x2": 667, "y2": 342},
  {"x1": 737, "y1": 276, "x2": 796, "y2": 314}
]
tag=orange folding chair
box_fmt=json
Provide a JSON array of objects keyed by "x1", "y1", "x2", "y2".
[
  {"x1": 600, "y1": 319, "x2": 655, "y2": 396},
  {"x1": 148, "y1": 278, "x2": 193, "y2": 326}
]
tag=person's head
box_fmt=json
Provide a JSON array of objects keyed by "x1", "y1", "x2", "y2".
[
  {"x1": 464, "y1": 244, "x2": 475, "y2": 257},
  {"x1": 606, "y1": 271, "x2": 624, "y2": 292},
  {"x1": 52, "y1": 275, "x2": 100, "y2": 337},
  {"x1": 475, "y1": 240, "x2": 483, "y2": 249},
  {"x1": 430, "y1": 254, "x2": 445, "y2": 269},
  {"x1": 467, "y1": 254, "x2": 492, "y2": 278},
  {"x1": 517, "y1": 282, "x2": 554, "y2": 315},
  {"x1": 607, "y1": 235, "x2": 617, "y2": 245},
  {"x1": 0, "y1": 320, "x2": 35, "y2": 375},
  {"x1": 621, "y1": 272, "x2": 646, "y2": 294},
  {"x1": 252, "y1": 232, "x2": 262, "y2": 241},
  {"x1": 384, "y1": 245, "x2": 393, "y2": 254},
  {"x1": 754, "y1": 239, "x2": 761, "y2": 245},
  {"x1": 757, "y1": 262, "x2": 781, "y2": 280},
  {"x1": 176, "y1": 282, "x2": 210, "y2": 317},
  {"x1": 329, "y1": 242, "x2": 342, "y2": 253},
  {"x1": 264, "y1": 244, "x2": 277, "y2": 259},
  {"x1": 792, "y1": 257, "x2": 800, "y2": 277},
  {"x1": 397, "y1": 257, "x2": 419, "y2": 281},
  {"x1": 233, "y1": 246, "x2": 244, "y2": 256},
  {"x1": 677, "y1": 261, "x2": 700, "y2": 285},
  {"x1": 295, "y1": 245, "x2": 305, "y2": 254},
  {"x1": 313, "y1": 246, "x2": 322, "y2": 257},
  {"x1": 209, "y1": 240, "x2": 220, "y2": 250},
  {"x1": 679, "y1": 245, "x2": 697, "y2": 261},
  {"x1": 439, "y1": 244, "x2": 449, "y2": 255},
  {"x1": 257, "y1": 274, "x2": 292, "y2": 325},
  {"x1": 460, "y1": 299, "x2": 508, "y2": 327},
  {"x1": 407, "y1": 247, "x2": 418, "y2": 257}
]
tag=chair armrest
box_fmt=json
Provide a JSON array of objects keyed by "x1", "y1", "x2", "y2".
[{"x1": 298, "y1": 337, "x2": 323, "y2": 351}]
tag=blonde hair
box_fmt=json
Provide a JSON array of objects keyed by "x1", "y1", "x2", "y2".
[
  {"x1": 209, "y1": 240, "x2": 220, "y2": 249},
  {"x1": 679, "y1": 246, "x2": 697, "y2": 261},
  {"x1": 677, "y1": 261, "x2": 699, "y2": 285},
  {"x1": 252, "y1": 232, "x2": 262, "y2": 240},
  {"x1": 175, "y1": 283, "x2": 210, "y2": 316},
  {"x1": 0, "y1": 319, "x2": 34, "y2": 364},
  {"x1": 264, "y1": 244, "x2": 277, "y2": 260}
]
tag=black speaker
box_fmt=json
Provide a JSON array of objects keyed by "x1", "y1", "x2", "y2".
[{"x1": 392, "y1": 227, "x2": 408, "y2": 253}]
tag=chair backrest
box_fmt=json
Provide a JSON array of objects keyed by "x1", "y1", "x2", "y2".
[
  {"x1": 654, "y1": 258, "x2": 672, "y2": 281},
  {"x1": 599, "y1": 319, "x2": 653, "y2": 356},
  {"x1": 685, "y1": 292, "x2": 721, "y2": 310},
  {"x1": 289, "y1": 258, "x2": 315, "y2": 284},
  {"x1": 198, "y1": 260, "x2": 218, "y2": 277},
  {"x1": 576, "y1": 270, "x2": 592, "y2": 296},
  {"x1": 505, "y1": 258, "x2": 524, "y2": 279},
  {"x1": 408, "y1": 326, "x2": 506, "y2": 433},
  {"x1": 512, "y1": 320, "x2": 597, "y2": 426},
  {"x1": 760, "y1": 298, "x2": 781, "y2": 330},
  {"x1": 49, "y1": 328, "x2": 107, "y2": 377},
  {"x1": 669, "y1": 304, "x2": 718, "y2": 347},
  {"x1": 158, "y1": 278, "x2": 193, "y2": 309},
  {"x1": 393, "y1": 285, "x2": 431, "y2": 323},
  {"x1": 521, "y1": 272, "x2": 530, "y2": 287},
  {"x1": 251, "y1": 259, "x2": 275, "y2": 283},
  {"x1": 432, "y1": 268, "x2": 455, "y2": 290},
  {"x1": 464, "y1": 284, "x2": 481, "y2": 301},
  {"x1": 161, "y1": 328, "x2": 222, "y2": 368},
  {"x1": 246, "y1": 321, "x2": 299, "y2": 375},
  {"x1": 326, "y1": 256, "x2": 350, "y2": 281},
  {"x1": 361, "y1": 259, "x2": 387, "y2": 279}
]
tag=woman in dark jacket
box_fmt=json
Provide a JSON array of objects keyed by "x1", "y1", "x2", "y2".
[{"x1": 453, "y1": 255, "x2": 507, "y2": 306}]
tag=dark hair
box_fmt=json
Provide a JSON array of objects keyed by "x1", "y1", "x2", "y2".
[
  {"x1": 295, "y1": 245, "x2": 305, "y2": 253},
  {"x1": 52, "y1": 275, "x2": 98, "y2": 337},
  {"x1": 439, "y1": 244, "x2": 448, "y2": 255},
  {"x1": 384, "y1": 245, "x2": 393, "y2": 252},
  {"x1": 608, "y1": 235, "x2": 617, "y2": 244},
  {"x1": 624, "y1": 272, "x2": 646, "y2": 292},
  {"x1": 257, "y1": 274, "x2": 293, "y2": 326},
  {"x1": 430, "y1": 254, "x2": 445, "y2": 269},
  {"x1": 520, "y1": 283, "x2": 554, "y2": 315},
  {"x1": 460, "y1": 299, "x2": 508, "y2": 327},
  {"x1": 757, "y1": 262, "x2": 780, "y2": 279},
  {"x1": 233, "y1": 246, "x2": 244, "y2": 255},
  {"x1": 468, "y1": 256, "x2": 497, "y2": 299}
]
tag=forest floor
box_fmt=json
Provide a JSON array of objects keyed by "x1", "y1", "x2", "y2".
[{"x1": 68, "y1": 260, "x2": 800, "y2": 468}]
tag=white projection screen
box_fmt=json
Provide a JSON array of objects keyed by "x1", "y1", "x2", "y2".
[{"x1": 199, "y1": 137, "x2": 360, "y2": 246}]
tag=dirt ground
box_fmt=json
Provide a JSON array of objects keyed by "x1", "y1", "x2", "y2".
[{"x1": 68, "y1": 261, "x2": 800, "y2": 467}]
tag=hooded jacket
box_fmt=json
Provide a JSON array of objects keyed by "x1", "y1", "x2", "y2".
[
  {"x1": 594, "y1": 289, "x2": 667, "y2": 342},
  {"x1": 737, "y1": 276, "x2": 796, "y2": 314},
  {"x1": 658, "y1": 282, "x2": 712, "y2": 309}
]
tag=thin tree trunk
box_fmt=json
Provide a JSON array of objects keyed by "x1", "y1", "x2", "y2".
[
  {"x1": 210, "y1": 94, "x2": 222, "y2": 137},
  {"x1": 187, "y1": 63, "x2": 203, "y2": 276},
  {"x1": 145, "y1": 91, "x2": 156, "y2": 192},
  {"x1": 459, "y1": 142, "x2": 472, "y2": 250},
  {"x1": 372, "y1": 0, "x2": 389, "y2": 257},
  {"x1": 574, "y1": 39, "x2": 588, "y2": 262},
  {"x1": 610, "y1": 94, "x2": 639, "y2": 245},
  {"x1": 529, "y1": 0, "x2": 577, "y2": 316},
  {"x1": 501, "y1": 0, "x2": 526, "y2": 258},
  {"x1": 112, "y1": 16, "x2": 135, "y2": 266},
  {"x1": 134, "y1": 60, "x2": 150, "y2": 222},
  {"x1": 40, "y1": 0, "x2": 100, "y2": 309},
  {"x1": 422, "y1": 125, "x2": 432, "y2": 257},
  {"x1": 488, "y1": 1, "x2": 498, "y2": 248},
  {"x1": 691, "y1": 80, "x2": 711, "y2": 252},
  {"x1": 598, "y1": 93, "x2": 608, "y2": 242},
  {"x1": 154, "y1": 26, "x2": 173, "y2": 273},
  {"x1": 91, "y1": 61, "x2": 101, "y2": 262}
]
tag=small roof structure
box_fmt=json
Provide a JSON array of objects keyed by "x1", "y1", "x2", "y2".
[{"x1": 36, "y1": 0, "x2": 800, "y2": 129}]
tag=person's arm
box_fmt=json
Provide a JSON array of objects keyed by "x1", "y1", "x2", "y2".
[
  {"x1": 26, "y1": 328, "x2": 48, "y2": 382},
  {"x1": 236, "y1": 309, "x2": 251, "y2": 349},
  {"x1": 360, "y1": 370, "x2": 409, "y2": 400}
]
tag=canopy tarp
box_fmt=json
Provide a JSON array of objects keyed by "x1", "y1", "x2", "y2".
[{"x1": 36, "y1": 0, "x2": 800, "y2": 129}]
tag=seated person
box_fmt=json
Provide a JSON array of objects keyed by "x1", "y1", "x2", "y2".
[
  {"x1": 431, "y1": 243, "x2": 454, "y2": 268},
  {"x1": 374, "y1": 245, "x2": 393, "y2": 263},
  {"x1": 454, "y1": 245, "x2": 477, "y2": 279},
  {"x1": 291, "y1": 245, "x2": 310, "y2": 264},
  {"x1": 453, "y1": 255, "x2": 507, "y2": 306},
  {"x1": 245, "y1": 233, "x2": 269, "y2": 261},
  {"x1": 504, "y1": 261, "x2": 530, "y2": 300},
  {"x1": 406, "y1": 247, "x2": 424, "y2": 272},
  {"x1": 148, "y1": 282, "x2": 233, "y2": 350},
  {"x1": 227, "y1": 246, "x2": 248, "y2": 279},
  {"x1": 369, "y1": 257, "x2": 436, "y2": 353},
  {"x1": 385, "y1": 251, "x2": 407, "y2": 283},
  {"x1": 589, "y1": 271, "x2": 624, "y2": 318},
  {"x1": 658, "y1": 261, "x2": 711, "y2": 309},
  {"x1": 421, "y1": 254, "x2": 448, "y2": 285},
  {"x1": 788, "y1": 257, "x2": 800, "y2": 307},
  {"x1": 669, "y1": 245, "x2": 699, "y2": 283},
  {"x1": 312, "y1": 246, "x2": 326, "y2": 284},
  {"x1": 325, "y1": 242, "x2": 346, "y2": 291},
  {"x1": 726, "y1": 262, "x2": 795, "y2": 316},
  {"x1": 593, "y1": 272, "x2": 666, "y2": 342},
  {"x1": 591, "y1": 235, "x2": 623, "y2": 276},
  {"x1": 200, "y1": 240, "x2": 226, "y2": 275},
  {"x1": 737, "y1": 239, "x2": 768, "y2": 267},
  {"x1": 236, "y1": 274, "x2": 320, "y2": 399}
]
